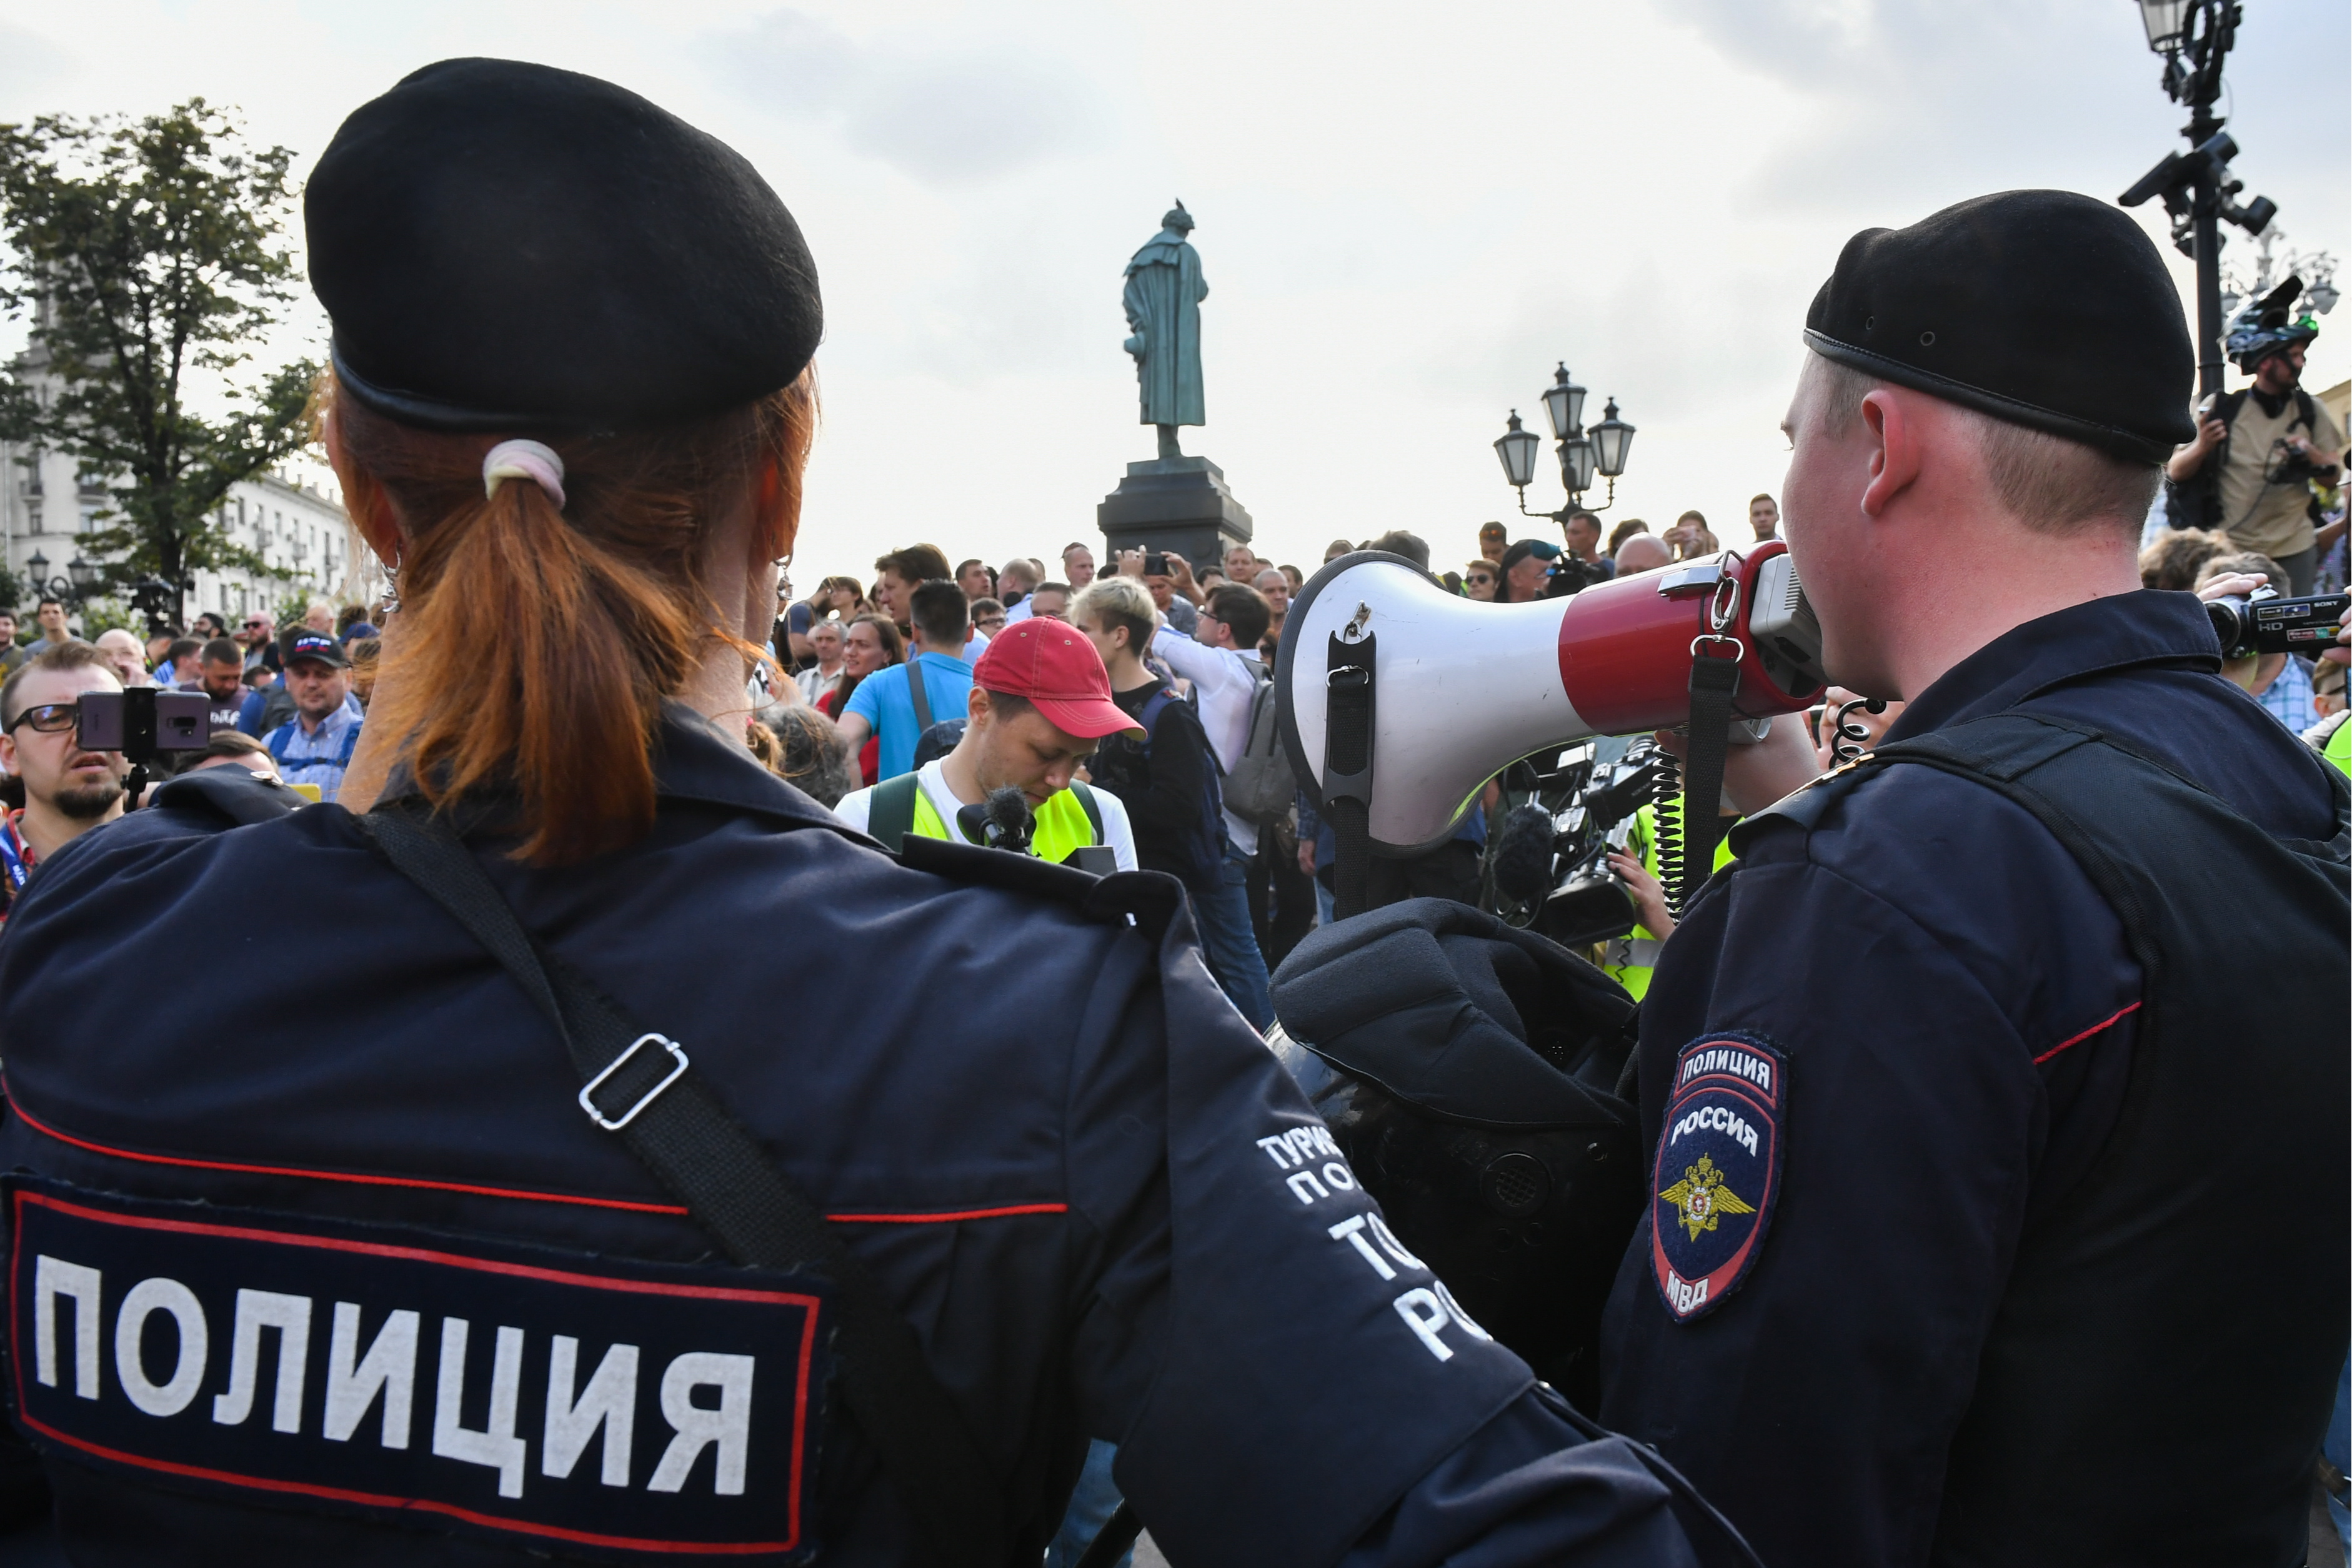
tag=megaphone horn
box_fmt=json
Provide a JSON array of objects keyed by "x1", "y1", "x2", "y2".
[{"x1": 1275, "y1": 543, "x2": 1828, "y2": 853}]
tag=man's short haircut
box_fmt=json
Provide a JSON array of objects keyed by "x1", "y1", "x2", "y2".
[
  {"x1": 1034, "y1": 582, "x2": 1072, "y2": 597},
  {"x1": 1, "y1": 641, "x2": 112, "y2": 727},
  {"x1": 1676, "y1": 509, "x2": 1708, "y2": 528},
  {"x1": 998, "y1": 558, "x2": 1040, "y2": 588},
  {"x1": 1205, "y1": 582, "x2": 1272, "y2": 649},
  {"x1": 1563, "y1": 510, "x2": 1602, "y2": 537},
  {"x1": 2196, "y1": 550, "x2": 2291, "y2": 593},
  {"x1": 36, "y1": 597, "x2": 61, "y2": 612},
  {"x1": 1606, "y1": 518, "x2": 1648, "y2": 557},
  {"x1": 954, "y1": 557, "x2": 987, "y2": 579},
  {"x1": 2138, "y1": 527, "x2": 2235, "y2": 591},
  {"x1": 1750, "y1": 493, "x2": 1777, "y2": 509},
  {"x1": 875, "y1": 543, "x2": 952, "y2": 584},
  {"x1": 201, "y1": 730, "x2": 271, "y2": 762},
  {"x1": 909, "y1": 578, "x2": 970, "y2": 647},
  {"x1": 201, "y1": 637, "x2": 244, "y2": 667},
  {"x1": 809, "y1": 618, "x2": 844, "y2": 642},
  {"x1": 1062, "y1": 542, "x2": 1092, "y2": 559},
  {"x1": 166, "y1": 636, "x2": 202, "y2": 664},
  {"x1": 969, "y1": 596, "x2": 1004, "y2": 620},
  {"x1": 1365, "y1": 529, "x2": 1430, "y2": 570},
  {"x1": 1073, "y1": 575, "x2": 1156, "y2": 655},
  {"x1": 977, "y1": 688, "x2": 1035, "y2": 724},
  {"x1": 1811, "y1": 354, "x2": 2161, "y2": 538}
]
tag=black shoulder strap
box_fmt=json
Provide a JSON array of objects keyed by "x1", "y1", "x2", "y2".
[
  {"x1": 905, "y1": 657, "x2": 935, "y2": 734},
  {"x1": 354, "y1": 804, "x2": 1009, "y2": 1568},
  {"x1": 1070, "y1": 781, "x2": 1106, "y2": 844},
  {"x1": 866, "y1": 772, "x2": 924, "y2": 851}
]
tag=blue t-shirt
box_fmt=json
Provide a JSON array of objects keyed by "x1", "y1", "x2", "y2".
[{"x1": 843, "y1": 652, "x2": 974, "y2": 779}]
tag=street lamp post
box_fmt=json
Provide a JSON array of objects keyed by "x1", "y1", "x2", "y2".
[
  {"x1": 22, "y1": 552, "x2": 99, "y2": 605},
  {"x1": 1492, "y1": 362, "x2": 1635, "y2": 528},
  {"x1": 2118, "y1": 0, "x2": 2278, "y2": 400}
]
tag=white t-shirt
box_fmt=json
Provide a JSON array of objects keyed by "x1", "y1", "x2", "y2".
[{"x1": 834, "y1": 759, "x2": 1137, "y2": 871}]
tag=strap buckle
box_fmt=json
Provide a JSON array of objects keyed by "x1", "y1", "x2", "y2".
[{"x1": 579, "y1": 1032, "x2": 690, "y2": 1131}]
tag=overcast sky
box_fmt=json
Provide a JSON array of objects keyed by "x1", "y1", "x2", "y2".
[{"x1": 1, "y1": 0, "x2": 2345, "y2": 581}]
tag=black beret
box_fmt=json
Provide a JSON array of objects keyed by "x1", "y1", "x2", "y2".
[
  {"x1": 307, "y1": 58, "x2": 822, "y2": 432},
  {"x1": 1803, "y1": 190, "x2": 2192, "y2": 463}
]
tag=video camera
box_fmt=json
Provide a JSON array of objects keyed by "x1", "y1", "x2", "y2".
[{"x1": 2205, "y1": 588, "x2": 2350, "y2": 660}]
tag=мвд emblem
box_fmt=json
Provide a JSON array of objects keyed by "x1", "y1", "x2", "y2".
[{"x1": 1650, "y1": 1035, "x2": 1785, "y2": 1322}]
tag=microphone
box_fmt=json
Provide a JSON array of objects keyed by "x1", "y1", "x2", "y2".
[
  {"x1": 1490, "y1": 803, "x2": 1558, "y2": 906},
  {"x1": 957, "y1": 786, "x2": 1035, "y2": 854}
]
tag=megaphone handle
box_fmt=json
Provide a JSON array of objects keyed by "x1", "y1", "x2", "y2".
[
  {"x1": 1324, "y1": 631, "x2": 1378, "y2": 921},
  {"x1": 1677, "y1": 642, "x2": 1745, "y2": 911}
]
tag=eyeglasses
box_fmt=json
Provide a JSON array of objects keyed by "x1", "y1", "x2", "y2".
[
  {"x1": 7, "y1": 702, "x2": 79, "y2": 735},
  {"x1": 975, "y1": 616, "x2": 1006, "y2": 632}
]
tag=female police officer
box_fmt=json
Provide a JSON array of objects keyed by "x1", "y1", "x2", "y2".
[{"x1": 0, "y1": 60, "x2": 1730, "y2": 1566}]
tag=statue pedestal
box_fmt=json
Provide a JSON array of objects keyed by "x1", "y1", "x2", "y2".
[{"x1": 1097, "y1": 455, "x2": 1253, "y2": 572}]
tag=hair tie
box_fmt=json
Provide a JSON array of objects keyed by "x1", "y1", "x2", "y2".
[{"x1": 482, "y1": 439, "x2": 567, "y2": 510}]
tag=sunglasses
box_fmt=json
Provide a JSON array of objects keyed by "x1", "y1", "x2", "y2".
[
  {"x1": 1468, "y1": 573, "x2": 1495, "y2": 584},
  {"x1": 7, "y1": 701, "x2": 80, "y2": 735}
]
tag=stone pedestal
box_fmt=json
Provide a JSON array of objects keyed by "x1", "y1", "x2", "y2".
[{"x1": 1097, "y1": 455, "x2": 1253, "y2": 572}]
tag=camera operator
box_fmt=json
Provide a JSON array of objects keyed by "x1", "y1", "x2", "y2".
[
  {"x1": 1563, "y1": 510, "x2": 1615, "y2": 580},
  {"x1": 1600, "y1": 192, "x2": 2347, "y2": 1567},
  {"x1": 2194, "y1": 554, "x2": 2321, "y2": 732},
  {"x1": 2166, "y1": 288, "x2": 2347, "y2": 595},
  {"x1": 0, "y1": 64, "x2": 1717, "y2": 1566},
  {"x1": 1495, "y1": 538, "x2": 1561, "y2": 602},
  {"x1": 0, "y1": 644, "x2": 127, "y2": 925}
]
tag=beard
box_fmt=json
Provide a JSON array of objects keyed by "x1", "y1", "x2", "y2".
[{"x1": 52, "y1": 779, "x2": 124, "y2": 820}]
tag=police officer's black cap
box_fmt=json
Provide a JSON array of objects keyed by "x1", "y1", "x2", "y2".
[
  {"x1": 1803, "y1": 190, "x2": 2193, "y2": 464},
  {"x1": 307, "y1": 58, "x2": 822, "y2": 433}
]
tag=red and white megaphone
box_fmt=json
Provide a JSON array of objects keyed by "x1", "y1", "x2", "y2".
[{"x1": 1275, "y1": 541, "x2": 1829, "y2": 851}]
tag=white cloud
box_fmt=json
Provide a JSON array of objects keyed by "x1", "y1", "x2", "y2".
[{"x1": 0, "y1": 0, "x2": 2339, "y2": 580}]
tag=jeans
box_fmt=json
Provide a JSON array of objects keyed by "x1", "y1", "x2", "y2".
[
  {"x1": 1193, "y1": 843, "x2": 1275, "y2": 1030},
  {"x1": 2328, "y1": 1356, "x2": 2349, "y2": 1547},
  {"x1": 1046, "y1": 1439, "x2": 1130, "y2": 1568}
]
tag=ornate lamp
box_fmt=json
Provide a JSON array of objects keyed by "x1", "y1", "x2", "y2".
[
  {"x1": 66, "y1": 555, "x2": 97, "y2": 592},
  {"x1": 1590, "y1": 398, "x2": 1635, "y2": 479},
  {"x1": 1540, "y1": 364, "x2": 1587, "y2": 444},
  {"x1": 1493, "y1": 410, "x2": 1541, "y2": 490},
  {"x1": 2135, "y1": 0, "x2": 2193, "y2": 53}
]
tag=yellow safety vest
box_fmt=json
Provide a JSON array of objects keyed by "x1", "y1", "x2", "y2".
[
  {"x1": 871, "y1": 772, "x2": 1105, "y2": 865},
  {"x1": 2326, "y1": 713, "x2": 2351, "y2": 780},
  {"x1": 1600, "y1": 795, "x2": 1736, "y2": 1001}
]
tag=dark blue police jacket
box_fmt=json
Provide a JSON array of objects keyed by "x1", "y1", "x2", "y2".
[
  {"x1": 1600, "y1": 590, "x2": 2349, "y2": 1566},
  {"x1": 0, "y1": 709, "x2": 1700, "y2": 1567}
]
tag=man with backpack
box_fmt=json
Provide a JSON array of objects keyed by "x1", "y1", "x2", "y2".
[
  {"x1": 1072, "y1": 575, "x2": 1226, "y2": 890},
  {"x1": 1137, "y1": 575, "x2": 1285, "y2": 1028},
  {"x1": 2165, "y1": 279, "x2": 2346, "y2": 595},
  {"x1": 831, "y1": 618, "x2": 1139, "y2": 871}
]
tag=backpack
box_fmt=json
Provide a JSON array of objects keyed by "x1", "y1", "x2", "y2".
[
  {"x1": 1218, "y1": 663, "x2": 1297, "y2": 828},
  {"x1": 1133, "y1": 686, "x2": 1228, "y2": 890}
]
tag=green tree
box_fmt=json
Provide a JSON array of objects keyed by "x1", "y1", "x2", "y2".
[{"x1": 0, "y1": 99, "x2": 316, "y2": 623}]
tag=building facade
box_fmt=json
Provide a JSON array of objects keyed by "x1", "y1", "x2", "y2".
[{"x1": 2, "y1": 320, "x2": 372, "y2": 632}]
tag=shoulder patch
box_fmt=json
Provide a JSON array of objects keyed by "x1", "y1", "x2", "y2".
[{"x1": 1650, "y1": 1033, "x2": 1785, "y2": 1322}]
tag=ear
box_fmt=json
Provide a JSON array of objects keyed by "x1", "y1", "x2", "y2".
[
  {"x1": 966, "y1": 685, "x2": 990, "y2": 725},
  {"x1": 1858, "y1": 388, "x2": 1923, "y2": 519},
  {"x1": 754, "y1": 452, "x2": 800, "y2": 565}
]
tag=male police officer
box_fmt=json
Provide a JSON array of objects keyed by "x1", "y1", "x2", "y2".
[
  {"x1": 0, "y1": 59, "x2": 1731, "y2": 1567},
  {"x1": 1600, "y1": 191, "x2": 2350, "y2": 1567}
]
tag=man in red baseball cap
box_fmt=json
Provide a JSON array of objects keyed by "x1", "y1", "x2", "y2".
[{"x1": 833, "y1": 618, "x2": 1144, "y2": 868}]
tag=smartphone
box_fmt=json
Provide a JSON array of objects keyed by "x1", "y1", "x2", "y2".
[
  {"x1": 75, "y1": 688, "x2": 212, "y2": 757},
  {"x1": 1144, "y1": 552, "x2": 1170, "y2": 577}
]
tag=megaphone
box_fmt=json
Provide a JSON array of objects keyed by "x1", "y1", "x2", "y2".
[{"x1": 1275, "y1": 541, "x2": 1828, "y2": 852}]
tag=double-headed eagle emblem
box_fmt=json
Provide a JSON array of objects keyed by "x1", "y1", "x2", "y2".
[{"x1": 1658, "y1": 1155, "x2": 1756, "y2": 1243}]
